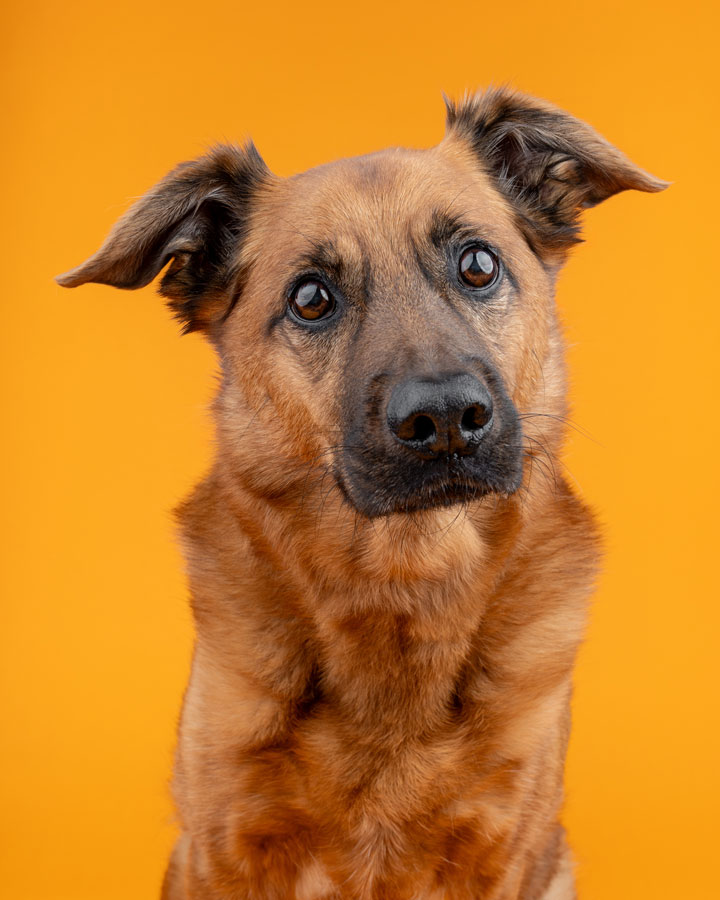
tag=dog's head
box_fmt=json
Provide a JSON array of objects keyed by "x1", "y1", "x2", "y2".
[{"x1": 58, "y1": 88, "x2": 665, "y2": 518}]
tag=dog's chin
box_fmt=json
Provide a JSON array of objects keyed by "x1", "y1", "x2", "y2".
[{"x1": 338, "y1": 469, "x2": 522, "y2": 519}]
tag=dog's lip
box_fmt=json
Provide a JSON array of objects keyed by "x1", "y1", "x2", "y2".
[
  {"x1": 336, "y1": 426, "x2": 525, "y2": 517},
  {"x1": 339, "y1": 464, "x2": 516, "y2": 517},
  {"x1": 390, "y1": 479, "x2": 492, "y2": 514}
]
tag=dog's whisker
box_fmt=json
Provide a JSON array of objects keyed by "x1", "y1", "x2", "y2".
[{"x1": 519, "y1": 411, "x2": 601, "y2": 446}]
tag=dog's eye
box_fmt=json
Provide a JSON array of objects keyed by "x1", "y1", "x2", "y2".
[
  {"x1": 459, "y1": 247, "x2": 499, "y2": 289},
  {"x1": 289, "y1": 279, "x2": 335, "y2": 322}
]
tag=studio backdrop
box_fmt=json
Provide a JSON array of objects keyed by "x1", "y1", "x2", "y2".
[{"x1": 1, "y1": 1, "x2": 717, "y2": 898}]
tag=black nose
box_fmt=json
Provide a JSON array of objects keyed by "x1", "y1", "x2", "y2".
[{"x1": 386, "y1": 373, "x2": 494, "y2": 459}]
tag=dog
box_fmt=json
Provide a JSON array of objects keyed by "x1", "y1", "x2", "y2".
[{"x1": 57, "y1": 87, "x2": 665, "y2": 899}]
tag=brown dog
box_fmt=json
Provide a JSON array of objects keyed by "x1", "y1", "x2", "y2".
[{"x1": 58, "y1": 88, "x2": 665, "y2": 899}]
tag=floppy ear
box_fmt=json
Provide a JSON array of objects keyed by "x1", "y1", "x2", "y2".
[
  {"x1": 445, "y1": 87, "x2": 668, "y2": 255},
  {"x1": 56, "y1": 142, "x2": 269, "y2": 333}
]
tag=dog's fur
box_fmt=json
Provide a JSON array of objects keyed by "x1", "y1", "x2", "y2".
[{"x1": 58, "y1": 88, "x2": 665, "y2": 899}]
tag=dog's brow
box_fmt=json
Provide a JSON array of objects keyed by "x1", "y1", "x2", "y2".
[
  {"x1": 428, "y1": 211, "x2": 475, "y2": 247},
  {"x1": 291, "y1": 238, "x2": 373, "y2": 300},
  {"x1": 294, "y1": 240, "x2": 346, "y2": 279}
]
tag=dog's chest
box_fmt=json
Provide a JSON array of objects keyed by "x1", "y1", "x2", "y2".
[
  {"x1": 285, "y1": 705, "x2": 533, "y2": 900},
  {"x1": 177, "y1": 492, "x2": 594, "y2": 897},
  {"x1": 277, "y1": 622, "x2": 525, "y2": 896}
]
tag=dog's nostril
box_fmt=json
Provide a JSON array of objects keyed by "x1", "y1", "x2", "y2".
[
  {"x1": 411, "y1": 414, "x2": 436, "y2": 443},
  {"x1": 387, "y1": 374, "x2": 494, "y2": 456},
  {"x1": 461, "y1": 403, "x2": 491, "y2": 433}
]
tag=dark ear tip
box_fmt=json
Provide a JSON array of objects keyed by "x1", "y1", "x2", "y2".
[
  {"x1": 650, "y1": 177, "x2": 672, "y2": 192},
  {"x1": 636, "y1": 175, "x2": 671, "y2": 195},
  {"x1": 55, "y1": 268, "x2": 84, "y2": 288}
]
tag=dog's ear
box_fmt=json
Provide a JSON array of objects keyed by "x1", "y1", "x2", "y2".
[
  {"x1": 445, "y1": 87, "x2": 668, "y2": 255},
  {"x1": 56, "y1": 143, "x2": 269, "y2": 333}
]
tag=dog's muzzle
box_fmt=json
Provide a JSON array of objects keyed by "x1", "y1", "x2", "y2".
[{"x1": 338, "y1": 361, "x2": 524, "y2": 518}]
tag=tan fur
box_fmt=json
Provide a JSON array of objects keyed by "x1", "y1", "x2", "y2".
[{"x1": 57, "y1": 88, "x2": 665, "y2": 899}]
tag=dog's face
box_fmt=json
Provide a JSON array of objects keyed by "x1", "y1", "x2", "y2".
[
  {"x1": 225, "y1": 148, "x2": 531, "y2": 517},
  {"x1": 58, "y1": 89, "x2": 665, "y2": 519}
]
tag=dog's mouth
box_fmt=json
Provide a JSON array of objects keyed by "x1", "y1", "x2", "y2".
[
  {"x1": 336, "y1": 450, "x2": 524, "y2": 518},
  {"x1": 377, "y1": 475, "x2": 492, "y2": 515}
]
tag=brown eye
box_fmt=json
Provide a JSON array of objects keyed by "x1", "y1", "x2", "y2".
[
  {"x1": 459, "y1": 247, "x2": 499, "y2": 289},
  {"x1": 289, "y1": 279, "x2": 335, "y2": 322}
]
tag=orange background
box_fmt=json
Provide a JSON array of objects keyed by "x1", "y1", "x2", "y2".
[{"x1": 2, "y1": 1, "x2": 718, "y2": 898}]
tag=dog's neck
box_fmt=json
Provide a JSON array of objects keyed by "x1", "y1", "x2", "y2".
[{"x1": 176, "y1": 455, "x2": 552, "y2": 744}]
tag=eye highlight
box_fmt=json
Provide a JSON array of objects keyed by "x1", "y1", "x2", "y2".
[
  {"x1": 289, "y1": 279, "x2": 336, "y2": 322},
  {"x1": 458, "y1": 246, "x2": 499, "y2": 290}
]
